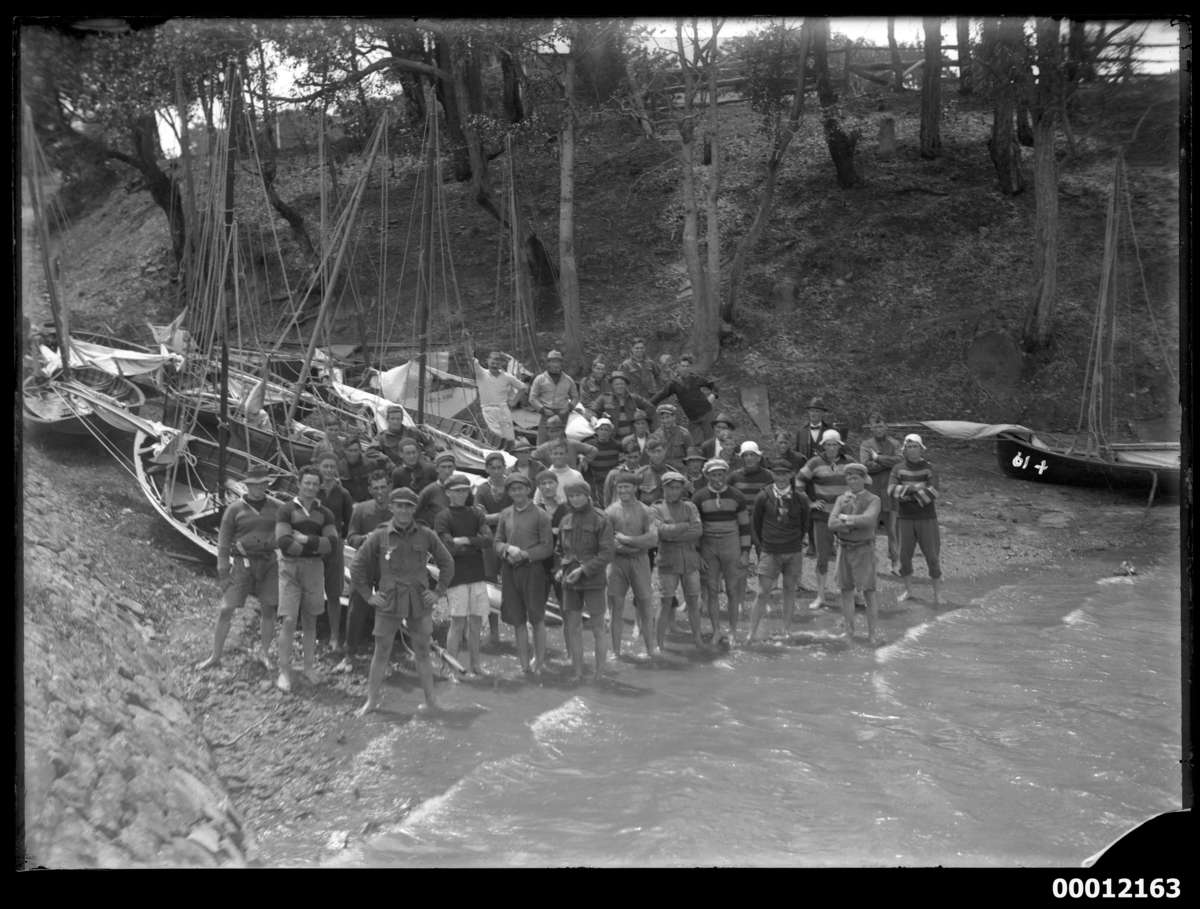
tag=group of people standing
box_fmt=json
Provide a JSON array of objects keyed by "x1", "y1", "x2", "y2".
[{"x1": 197, "y1": 340, "x2": 944, "y2": 717}]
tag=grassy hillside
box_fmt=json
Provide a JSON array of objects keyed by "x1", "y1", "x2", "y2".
[{"x1": 31, "y1": 74, "x2": 1181, "y2": 443}]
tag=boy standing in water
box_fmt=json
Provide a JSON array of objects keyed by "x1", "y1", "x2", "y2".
[
  {"x1": 436, "y1": 474, "x2": 493, "y2": 676},
  {"x1": 747, "y1": 458, "x2": 810, "y2": 642},
  {"x1": 860, "y1": 412, "x2": 902, "y2": 575},
  {"x1": 829, "y1": 463, "x2": 882, "y2": 643},
  {"x1": 495, "y1": 473, "x2": 555, "y2": 675},
  {"x1": 888, "y1": 434, "x2": 943, "y2": 606},
  {"x1": 604, "y1": 472, "x2": 660, "y2": 659},
  {"x1": 650, "y1": 471, "x2": 706, "y2": 650},
  {"x1": 556, "y1": 480, "x2": 615, "y2": 681}
]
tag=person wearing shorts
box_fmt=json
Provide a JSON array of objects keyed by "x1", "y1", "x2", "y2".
[
  {"x1": 747, "y1": 458, "x2": 810, "y2": 642},
  {"x1": 474, "y1": 450, "x2": 512, "y2": 647},
  {"x1": 556, "y1": 479, "x2": 615, "y2": 681},
  {"x1": 799, "y1": 429, "x2": 852, "y2": 610},
  {"x1": 196, "y1": 465, "x2": 280, "y2": 671},
  {"x1": 649, "y1": 471, "x2": 705, "y2": 649},
  {"x1": 435, "y1": 473, "x2": 493, "y2": 676},
  {"x1": 350, "y1": 486, "x2": 454, "y2": 716},
  {"x1": 692, "y1": 459, "x2": 752, "y2": 642},
  {"x1": 275, "y1": 465, "x2": 338, "y2": 693},
  {"x1": 494, "y1": 472, "x2": 554, "y2": 675},
  {"x1": 604, "y1": 471, "x2": 659, "y2": 659},
  {"x1": 829, "y1": 463, "x2": 882, "y2": 643}
]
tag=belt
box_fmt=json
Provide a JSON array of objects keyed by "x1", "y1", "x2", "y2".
[{"x1": 836, "y1": 537, "x2": 874, "y2": 548}]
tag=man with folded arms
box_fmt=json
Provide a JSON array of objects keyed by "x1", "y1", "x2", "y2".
[
  {"x1": 556, "y1": 480, "x2": 615, "y2": 681},
  {"x1": 829, "y1": 463, "x2": 882, "y2": 643},
  {"x1": 494, "y1": 472, "x2": 555, "y2": 676}
]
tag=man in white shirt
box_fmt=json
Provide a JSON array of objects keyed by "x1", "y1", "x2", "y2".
[{"x1": 468, "y1": 344, "x2": 527, "y2": 443}]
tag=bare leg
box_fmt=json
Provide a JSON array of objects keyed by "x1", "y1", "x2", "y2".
[
  {"x1": 684, "y1": 595, "x2": 706, "y2": 648},
  {"x1": 781, "y1": 565, "x2": 797, "y2": 627},
  {"x1": 608, "y1": 593, "x2": 623, "y2": 658},
  {"x1": 276, "y1": 615, "x2": 297, "y2": 691},
  {"x1": 488, "y1": 611, "x2": 501, "y2": 646},
  {"x1": 593, "y1": 615, "x2": 609, "y2": 676},
  {"x1": 656, "y1": 597, "x2": 671, "y2": 650},
  {"x1": 301, "y1": 613, "x2": 318, "y2": 677},
  {"x1": 931, "y1": 577, "x2": 942, "y2": 607},
  {"x1": 197, "y1": 597, "x2": 236, "y2": 669},
  {"x1": 865, "y1": 591, "x2": 879, "y2": 643},
  {"x1": 514, "y1": 624, "x2": 531, "y2": 672},
  {"x1": 809, "y1": 572, "x2": 827, "y2": 610},
  {"x1": 447, "y1": 616, "x2": 467, "y2": 669},
  {"x1": 410, "y1": 615, "x2": 438, "y2": 710},
  {"x1": 747, "y1": 593, "x2": 765, "y2": 642},
  {"x1": 705, "y1": 586, "x2": 722, "y2": 642},
  {"x1": 566, "y1": 610, "x2": 584, "y2": 680},
  {"x1": 638, "y1": 597, "x2": 659, "y2": 656},
  {"x1": 357, "y1": 633, "x2": 394, "y2": 715},
  {"x1": 467, "y1": 615, "x2": 483, "y2": 673},
  {"x1": 258, "y1": 602, "x2": 277, "y2": 667},
  {"x1": 838, "y1": 590, "x2": 855, "y2": 638},
  {"x1": 899, "y1": 576, "x2": 914, "y2": 602},
  {"x1": 327, "y1": 595, "x2": 343, "y2": 652},
  {"x1": 532, "y1": 621, "x2": 547, "y2": 674}
]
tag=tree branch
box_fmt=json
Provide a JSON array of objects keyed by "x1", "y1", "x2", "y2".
[{"x1": 270, "y1": 55, "x2": 449, "y2": 103}]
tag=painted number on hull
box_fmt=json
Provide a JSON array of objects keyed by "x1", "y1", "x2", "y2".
[{"x1": 1012, "y1": 453, "x2": 1049, "y2": 475}]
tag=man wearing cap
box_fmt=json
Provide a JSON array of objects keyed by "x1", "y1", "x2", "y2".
[
  {"x1": 692, "y1": 458, "x2": 753, "y2": 643},
  {"x1": 603, "y1": 435, "x2": 646, "y2": 507},
  {"x1": 415, "y1": 451, "x2": 472, "y2": 528},
  {"x1": 618, "y1": 337, "x2": 662, "y2": 399},
  {"x1": 541, "y1": 439, "x2": 588, "y2": 494},
  {"x1": 556, "y1": 479, "x2": 615, "y2": 681},
  {"x1": 650, "y1": 353, "x2": 718, "y2": 445},
  {"x1": 351, "y1": 486, "x2": 455, "y2": 715},
  {"x1": 829, "y1": 463, "x2": 882, "y2": 642},
  {"x1": 654, "y1": 403, "x2": 691, "y2": 469},
  {"x1": 339, "y1": 435, "x2": 383, "y2": 503},
  {"x1": 391, "y1": 437, "x2": 438, "y2": 496},
  {"x1": 604, "y1": 471, "x2": 660, "y2": 659},
  {"x1": 635, "y1": 434, "x2": 677, "y2": 506},
  {"x1": 533, "y1": 415, "x2": 598, "y2": 470},
  {"x1": 509, "y1": 438, "x2": 544, "y2": 487},
  {"x1": 649, "y1": 471, "x2": 706, "y2": 650},
  {"x1": 275, "y1": 465, "x2": 339, "y2": 692},
  {"x1": 888, "y1": 434, "x2": 943, "y2": 606},
  {"x1": 435, "y1": 474, "x2": 494, "y2": 675},
  {"x1": 196, "y1": 465, "x2": 281, "y2": 671},
  {"x1": 465, "y1": 340, "x2": 527, "y2": 444},
  {"x1": 860, "y1": 412, "x2": 903, "y2": 575},
  {"x1": 701, "y1": 413, "x2": 742, "y2": 471},
  {"x1": 799, "y1": 430, "x2": 853, "y2": 609},
  {"x1": 590, "y1": 371, "x2": 655, "y2": 443},
  {"x1": 578, "y1": 357, "x2": 611, "y2": 409},
  {"x1": 529, "y1": 350, "x2": 579, "y2": 445},
  {"x1": 475, "y1": 451, "x2": 513, "y2": 647},
  {"x1": 747, "y1": 459, "x2": 811, "y2": 641},
  {"x1": 341, "y1": 469, "x2": 395, "y2": 666},
  {"x1": 681, "y1": 446, "x2": 707, "y2": 488},
  {"x1": 317, "y1": 453, "x2": 354, "y2": 654},
  {"x1": 585, "y1": 418, "x2": 622, "y2": 499},
  {"x1": 494, "y1": 472, "x2": 555, "y2": 675}
]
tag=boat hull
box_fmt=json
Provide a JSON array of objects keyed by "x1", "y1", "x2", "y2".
[
  {"x1": 23, "y1": 369, "x2": 147, "y2": 436},
  {"x1": 995, "y1": 432, "x2": 1180, "y2": 497}
]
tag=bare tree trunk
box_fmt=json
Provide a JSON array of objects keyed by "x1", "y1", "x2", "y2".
[
  {"x1": 988, "y1": 17, "x2": 1025, "y2": 195},
  {"x1": 624, "y1": 60, "x2": 657, "y2": 138},
  {"x1": 1024, "y1": 17, "x2": 1062, "y2": 349},
  {"x1": 500, "y1": 48, "x2": 526, "y2": 123},
  {"x1": 1016, "y1": 96, "x2": 1035, "y2": 147},
  {"x1": 675, "y1": 20, "x2": 711, "y2": 368},
  {"x1": 888, "y1": 17, "x2": 904, "y2": 91},
  {"x1": 558, "y1": 44, "x2": 584, "y2": 374},
  {"x1": 724, "y1": 21, "x2": 811, "y2": 325},
  {"x1": 129, "y1": 113, "x2": 188, "y2": 265},
  {"x1": 701, "y1": 22, "x2": 723, "y2": 355},
  {"x1": 957, "y1": 17, "x2": 973, "y2": 95},
  {"x1": 433, "y1": 35, "x2": 473, "y2": 182},
  {"x1": 920, "y1": 17, "x2": 943, "y2": 158},
  {"x1": 812, "y1": 18, "x2": 860, "y2": 188}
]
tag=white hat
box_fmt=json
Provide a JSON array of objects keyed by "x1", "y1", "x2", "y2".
[
  {"x1": 594, "y1": 417, "x2": 614, "y2": 428},
  {"x1": 703, "y1": 458, "x2": 729, "y2": 475},
  {"x1": 820, "y1": 429, "x2": 843, "y2": 446},
  {"x1": 739, "y1": 440, "x2": 762, "y2": 456},
  {"x1": 903, "y1": 433, "x2": 926, "y2": 448}
]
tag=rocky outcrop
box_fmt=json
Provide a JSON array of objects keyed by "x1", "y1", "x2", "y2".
[{"x1": 23, "y1": 471, "x2": 253, "y2": 868}]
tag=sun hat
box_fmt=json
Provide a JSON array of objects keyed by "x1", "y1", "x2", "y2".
[
  {"x1": 739, "y1": 440, "x2": 762, "y2": 456},
  {"x1": 903, "y1": 433, "x2": 926, "y2": 449},
  {"x1": 820, "y1": 429, "x2": 843, "y2": 446},
  {"x1": 546, "y1": 349, "x2": 564, "y2": 360},
  {"x1": 244, "y1": 465, "x2": 272, "y2": 483},
  {"x1": 703, "y1": 458, "x2": 729, "y2": 475}
]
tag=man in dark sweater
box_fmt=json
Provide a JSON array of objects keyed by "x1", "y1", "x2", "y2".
[
  {"x1": 435, "y1": 474, "x2": 494, "y2": 675},
  {"x1": 415, "y1": 451, "x2": 472, "y2": 528},
  {"x1": 196, "y1": 465, "x2": 280, "y2": 671},
  {"x1": 649, "y1": 352, "x2": 718, "y2": 445},
  {"x1": 317, "y1": 453, "x2": 354, "y2": 655},
  {"x1": 474, "y1": 451, "x2": 512, "y2": 647},
  {"x1": 340, "y1": 469, "x2": 393, "y2": 666},
  {"x1": 747, "y1": 459, "x2": 810, "y2": 641}
]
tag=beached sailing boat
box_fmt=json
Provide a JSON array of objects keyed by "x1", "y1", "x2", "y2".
[
  {"x1": 921, "y1": 156, "x2": 1180, "y2": 503},
  {"x1": 21, "y1": 108, "x2": 149, "y2": 435}
]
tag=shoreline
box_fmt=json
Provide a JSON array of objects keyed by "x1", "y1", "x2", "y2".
[{"x1": 20, "y1": 423, "x2": 1182, "y2": 867}]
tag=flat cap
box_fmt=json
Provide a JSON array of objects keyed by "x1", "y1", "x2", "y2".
[
  {"x1": 703, "y1": 458, "x2": 729, "y2": 475},
  {"x1": 389, "y1": 487, "x2": 418, "y2": 504},
  {"x1": 445, "y1": 473, "x2": 472, "y2": 489},
  {"x1": 504, "y1": 472, "x2": 533, "y2": 489}
]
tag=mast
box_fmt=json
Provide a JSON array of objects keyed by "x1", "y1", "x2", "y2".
[
  {"x1": 23, "y1": 108, "x2": 71, "y2": 380},
  {"x1": 218, "y1": 67, "x2": 242, "y2": 494},
  {"x1": 415, "y1": 85, "x2": 438, "y2": 427}
]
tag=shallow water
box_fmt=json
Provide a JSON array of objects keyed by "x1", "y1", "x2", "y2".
[{"x1": 319, "y1": 561, "x2": 1181, "y2": 867}]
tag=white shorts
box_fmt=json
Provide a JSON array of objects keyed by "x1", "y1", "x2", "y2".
[{"x1": 446, "y1": 581, "x2": 491, "y2": 618}]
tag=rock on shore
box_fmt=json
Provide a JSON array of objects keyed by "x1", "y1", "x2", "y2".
[{"x1": 23, "y1": 469, "x2": 252, "y2": 868}]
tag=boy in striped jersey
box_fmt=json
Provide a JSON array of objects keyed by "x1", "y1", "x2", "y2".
[
  {"x1": 799, "y1": 430, "x2": 852, "y2": 610},
  {"x1": 888, "y1": 434, "x2": 943, "y2": 606},
  {"x1": 692, "y1": 459, "x2": 753, "y2": 643}
]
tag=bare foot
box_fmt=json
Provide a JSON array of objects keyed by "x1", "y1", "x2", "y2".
[
  {"x1": 419, "y1": 700, "x2": 441, "y2": 715},
  {"x1": 276, "y1": 671, "x2": 292, "y2": 693},
  {"x1": 254, "y1": 650, "x2": 272, "y2": 671},
  {"x1": 301, "y1": 667, "x2": 322, "y2": 685},
  {"x1": 897, "y1": 590, "x2": 913, "y2": 603},
  {"x1": 808, "y1": 597, "x2": 824, "y2": 611},
  {"x1": 194, "y1": 655, "x2": 221, "y2": 671},
  {"x1": 355, "y1": 699, "x2": 379, "y2": 717}
]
